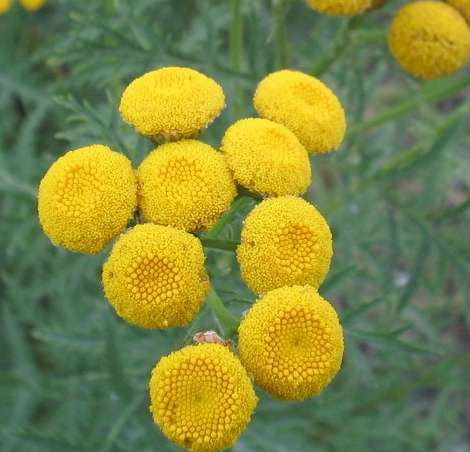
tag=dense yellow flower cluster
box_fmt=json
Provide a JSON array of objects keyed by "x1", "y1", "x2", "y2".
[
  {"x1": 150, "y1": 344, "x2": 257, "y2": 452},
  {"x1": 305, "y1": 0, "x2": 385, "y2": 16},
  {"x1": 137, "y1": 140, "x2": 236, "y2": 231},
  {"x1": 389, "y1": 1, "x2": 470, "y2": 79},
  {"x1": 0, "y1": 0, "x2": 11, "y2": 14},
  {"x1": 239, "y1": 286, "x2": 344, "y2": 400},
  {"x1": 448, "y1": 0, "x2": 470, "y2": 22},
  {"x1": 0, "y1": 0, "x2": 46, "y2": 13}
]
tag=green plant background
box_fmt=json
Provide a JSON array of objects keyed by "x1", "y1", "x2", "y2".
[{"x1": 1, "y1": 1, "x2": 470, "y2": 451}]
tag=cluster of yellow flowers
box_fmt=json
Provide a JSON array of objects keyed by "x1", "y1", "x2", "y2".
[
  {"x1": 38, "y1": 66, "x2": 345, "y2": 451},
  {"x1": 0, "y1": 0, "x2": 46, "y2": 14},
  {"x1": 306, "y1": 0, "x2": 470, "y2": 80}
]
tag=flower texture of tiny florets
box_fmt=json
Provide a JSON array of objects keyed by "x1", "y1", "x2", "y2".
[
  {"x1": 0, "y1": 0, "x2": 11, "y2": 14},
  {"x1": 102, "y1": 224, "x2": 209, "y2": 329},
  {"x1": 20, "y1": 0, "x2": 46, "y2": 11},
  {"x1": 253, "y1": 70, "x2": 346, "y2": 155},
  {"x1": 149, "y1": 343, "x2": 258, "y2": 452},
  {"x1": 137, "y1": 139, "x2": 236, "y2": 232},
  {"x1": 119, "y1": 67, "x2": 225, "y2": 141},
  {"x1": 237, "y1": 196, "x2": 333, "y2": 294},
  {"x1": 305, "y1": 0, "x2": 385, "y2": 15},
  {"x1": 221, "y1": 118, "x2": 312, "y2": 197},
  {"x1": 388, "y1": 1, "x2": 470, "y2": 79},
  {"x1": 238, "y1": 285, "x2": 344, "y2": 400},
  {"x1": 447, "y1": 0, "x2": 470, "y2": 22},
  {"x1": 38, "y1": 144, "x2": 137, "y2": 254}
]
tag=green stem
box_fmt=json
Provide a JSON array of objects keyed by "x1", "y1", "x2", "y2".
[
  {"x1": 273, "y1": 0, "x2": 289, "y2": 69},
  {"x1": 200, "y1": 238, "x2": 239, "y2": 252},
  {"x1": 230, "y1": 0, "x2": 244, "y2": 116},
  {"x1": 349, "y1": 73, "x2": 470, "y2": 136},
  {"x1": 206, "y1": 287, "x2": 240, "y2": 338}
]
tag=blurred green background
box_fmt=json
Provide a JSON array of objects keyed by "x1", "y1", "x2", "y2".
[{"x1": 1, "y1": 1, "x2": 470, "y2": 451}]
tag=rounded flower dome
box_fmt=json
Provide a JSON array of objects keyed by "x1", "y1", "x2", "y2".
[
  {"x1": 102, "y1": 224, "x2": 209, "y2": 329},
  {"x1": 137, "y1": 140, "x2": 236, "y2": 232},
  {"x1": 0, "y1": 0, "x2": 12, "y2": 14},
  {"x1": 305, "y1": 0, "x2": 383, "y2": 15},
  {"x1": 238, "y1": 285, "x2": 344, "y2": 400},
  {"x1": 254, "y1": 70, "x2": 346, "y2": 155},
  {"x1": 38, "y1": 145, "x2": 137, "y2": 254},
  {"x1": 149, "y1": 343, "x2": 258, "y2": 452},
  {"x1": 237, "y1": 196, "x2": 333, "y2": 294},
  {"x1": 20, "y1": 0, "x2": 46, "y2": 11},
  {"x1": 447, "y1": 0, "x2": 470, "y2": 22},
  {"x1": 221, "y1": 118, "x2": 311, "y2": 197},
  {"x1": 119, "y1": 67, "x2": 225, "y2": 141},
  {"x1": 389, "y1": 1, "x2": 470, "y2": 79}
]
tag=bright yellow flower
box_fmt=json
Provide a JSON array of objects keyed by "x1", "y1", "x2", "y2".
[
  {"x1": 447, "y1": 0, "x2": 470, "y2": 23},
  {"x1": 38, "y1": 145, "x2": 137, "y2": 254},
  {"x1": 102, "y1": 224, "x2": 209, "y2": 329},
  {"x1": 237, "y1": 196, "x2": 332, "y2": 294},
  {"x1": 238, "y1": 285, "x2": 344, "y2": 400},
  {"x1": 149, "y1": 343, "x2": 258, "y2": 452},
  {"x1": 119, "y1": 67, "x2": 225, "y2": 141},
  {"x1": 389, "y1": 1, "x2": 470, "y2": 79},
  {"x1": 137, "y1": 140, "x2": 236, "y2": 232},
  {"x1": 221, "y1": 118, "x2": 311, "y2": 197},
  {"x1": 0, "y1": 0, "x2": 11, "y2": 14},
  {"x1": 305, "y1": 0, "x2": 382, "y2": 15},
  {"x1": 20, "y1": 0, "x2": 46, "y2": 11},
  {"x1": 254, "y1": 70, "x2": 346, "y2": 155}
]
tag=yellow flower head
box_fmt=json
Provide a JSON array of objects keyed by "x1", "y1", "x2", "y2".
[
  {"x1": 149, "y1": 343, "x2": 258, "y2": 452},
  {"x1": 137, "y1": 140, "x2": 236, "y2": 232},
  {"x1": 237, "y1": 196, "x2": 333, "y2": 294},
  {"x1": 221, "y1": 118, "x2": 312, "y2": 197},
  {"x1": 305, "y1": 0, "x2": 382, "y2": 15},
  {"x1": 253, "y1": 70, "x2": 346, "y2": 155},
  {"x1": 447, "y1": 0, "x2": 470, "y2": 23},
  {"x1": 119, "y1": 67, "x2": 225, "y2": 141},
  {"x1": 20, "y1": 0, "x2": 46, "y2": 11},
  {"x1": 388, "y1": 1, "x2": 470, "y2": 79},
  {"x1": 238, "y1": 285, "x2": 344, "y2": 400},
  {"x1": 38, "y1": 145, "x2": 137, "y2": 254},
  {"x1": 0, "y1": 0, "x2": 12, "y2": 14},
  {"x1": 102, "y1": 224, "x2": 209, "y2": 329}
]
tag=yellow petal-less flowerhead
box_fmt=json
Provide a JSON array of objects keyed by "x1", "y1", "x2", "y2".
[
  {"x1": 237, "y1": 196, "x2": 333, "y2": 294},
  {"x1": 149, "y1": 343, "x2": 258, "y2": 452},
  {"x1": 305, "y1": 0, "x2": 382, "y2": 15},
  {"x1": 238, "y1": 285, "x2": 344, "y2": 400},
  {"x1": 0, "y1": 0, "x2": 12, "y2": 14},
  {"x1": 119, "y1": 67, "x2": 225, "y2": 141},
  {"x1": 221, "y1": 118, "x2": 312, "y2": 197},
  {"x1": 388, "y1": 1, "x2": 470, "y2": 80},
  {"x1": 20, "y1": 0, "x2": 46, "y2": 11},
  {"x1": 254, "y1": 70, "x2": 346, "y2": 155},
  {"x1": 137, "y1": 140, "x2": 236, "y2": 232},
  {"x1": 102, "y1": 224, "x2": 209, "y2": 329},
  {"x1": 38, "y1": 145, "x2": 137, "y2": 254},
  {"x1": 447, "y1": 0, "x2": 470, "y2": 23}
]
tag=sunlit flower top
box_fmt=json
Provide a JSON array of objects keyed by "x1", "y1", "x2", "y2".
[
  {"x1": 0, "y1": 0, "x2": 11, "y2": 14},
  {"x1": 447, "y1": 0, "x2": 470, "y2": 22},
  {"x1": 149, "y1": 343, "x2": 258, "y2": 452},
  {"x1": 20, "y1": 0, "x2": 46, "y2": 11},
  {"x1": 305, "y1": 0, "x2": 384, "y2": 15},
  {"x1": 238, "y1": 285, "x2": 344, "y2": 400},
  {"x1": 102, "y1": 224, "x2": 209, "y2": 329},
  {"x1": 221, "y1": 118, "x2": 311, "y2": 197},
  {"x1": 137, "y1": 140, "x2": 236, "y2": 232},
  {"x1": 254, "y1": 70, "x2": 346, "y2": 154},
  {"x1": 119, "y1": 67, "x2": 225, "y2": 141},
  {"x1": 389, "y1": 1, "x2": 470, "y2": 79},
  {"x1": 38, "y1": 145, "x2": 137, "y2": 254},
  {"x1": 237, "y1": 196, "x2": 333, "y2": 294}
]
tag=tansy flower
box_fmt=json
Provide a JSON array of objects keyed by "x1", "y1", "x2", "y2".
[
  {"x1": 119, "y1": 67, "x2": 225, "y2": 141},
  {"x1": 0, "y1": 0, "x2": 11, "y2": 14},
  {"x1": 388, "y1": 1, "x2": 470, "y2": 79},
  {"x1": 221, "y1": 118, "x2": 312, "y2": 197},
  {"x1": 149, "y1": 343, "x2": 258, "y2": 452},
  {"x1": 305, "y1": 0, "x2": 385, "y2": 15},
  {"x1": 20, "y1": 0, "x2": 46, "y2": 11},
  {"x1": 253, "y1": 70, "x2": 346, "y2": 155},
  {"x1": 238, "y1": 285, "x2": 344, "y2": 400},
  {"x1": 447, "y1": 0, "x2": 470, "y2": 23},
  {"x1": 38, "y1": 145, "x2": 137, "y2": 254},
  {"x1": 137, "y1": 140, "x2": 236, "y2": 232},
  {"x1": 237, "y1": 196, "x2": 332, "y2": 294},
  {"x1": 102, "y1": 224, "x2": 209, "y2": 329}
]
